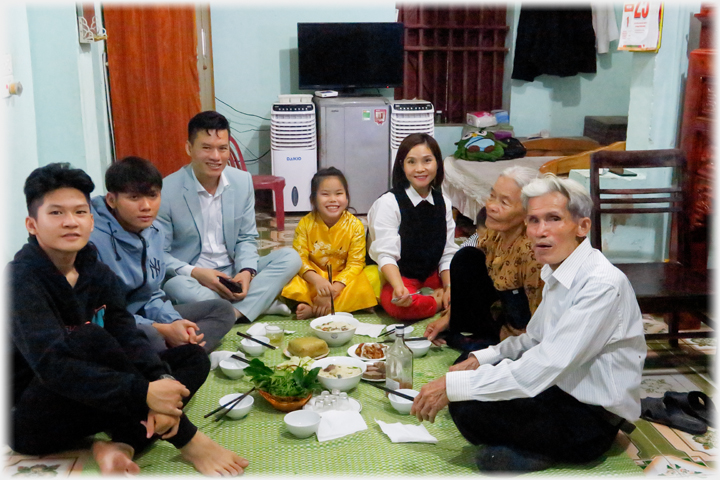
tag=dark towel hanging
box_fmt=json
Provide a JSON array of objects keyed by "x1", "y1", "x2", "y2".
[{"x1": 511, "y1": 5, "x2": 597, "y2": 82}]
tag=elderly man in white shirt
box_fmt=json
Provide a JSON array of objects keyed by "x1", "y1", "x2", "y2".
[{"x1": 411, "y1": 174, "x2": 646, "y2": 473}]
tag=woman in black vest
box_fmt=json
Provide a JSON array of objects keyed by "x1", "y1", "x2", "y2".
[{"x1": 368, "y1": 133, "x2": 458, "y2": 321}]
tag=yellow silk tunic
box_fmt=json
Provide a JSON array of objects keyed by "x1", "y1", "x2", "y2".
[{"x1": 282, "y1": 211, "x2": 377, "y2": 312}]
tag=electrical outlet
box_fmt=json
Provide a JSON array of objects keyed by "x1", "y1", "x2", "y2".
[
  {"x1": 2, "y1": 54, "x2": 12, "y2": 77},
  {"x1": 2, "y1": 75, "x2": 12, "y2": 98}
]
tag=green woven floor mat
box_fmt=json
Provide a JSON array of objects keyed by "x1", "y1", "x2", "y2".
[{"x1": 82, "y1": 313, "x2": 642, "y2": 476}]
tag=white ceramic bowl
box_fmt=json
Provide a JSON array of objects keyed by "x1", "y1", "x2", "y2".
[
  {"x1": 219, "y1": 357, "x2": 247, "y2": 379},
  {"x1": 310, "y1": 314, "x2": 359, "y2": 347},
  {"x1": 218, "y1": 393, "x2": 254, "y2": 419},
  {"x1": 311, "y1": 356, "x2": 367, "y2": 392},
  {"x1": 388, "y1": 389, "x2": 419, "y2": 415},
  {"x1": 284, "y1": 410, "x2": 321, "y2": 438},
  {"x1": 406, "y1": 339, "x2": 432, "y2": 358},
  {"x1": 386, "y1": 324, "x2": 414, "y2": 340},
  {"x1": 241, "y1": 336, "x2": 270, "y2": 356}
]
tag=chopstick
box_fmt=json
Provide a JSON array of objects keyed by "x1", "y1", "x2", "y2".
[
  {"x1": 380, "y1": 336, "x2": 428, "y2": 343},
  {"x1": 236, "y1": 331, "x2": 277, "y2": 349},
  {"x1": 366, "y1": 382, "x2": 416, "y2": 402},
  {"x1": 204, "y1": 387, "x2": 255, "y2": 419},
  {"x1": 231, "y1": 354, "x2": 251, "y2": 364},
  {"x1": 380, "y1": 328, "x2": 395, "y2": 337},
  {"x1": 327, "y1": 265, "x2": 336, "y2": 316}
]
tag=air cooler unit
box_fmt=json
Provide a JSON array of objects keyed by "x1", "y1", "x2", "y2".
[
  {"x1": 390, "y1": 100, "x2": 435, "y2": 168},
  {"x1": 271, "y1": 102, "x2": 317, "y2": 212}
]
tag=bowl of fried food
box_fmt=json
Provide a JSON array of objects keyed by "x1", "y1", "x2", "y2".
[{"x1": 351, "y1": 342, "x2": 387, "y2": 361}]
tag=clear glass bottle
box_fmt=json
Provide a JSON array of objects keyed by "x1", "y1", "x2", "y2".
[{"x1": 385, "y1": 325, "x2": 413, "y2": 392}]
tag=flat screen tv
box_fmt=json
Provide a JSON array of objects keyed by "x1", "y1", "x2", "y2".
[{"x1": 297, "y1": 22, "x2": 404, "y2": 91}]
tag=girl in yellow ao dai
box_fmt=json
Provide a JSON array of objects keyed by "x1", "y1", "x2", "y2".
[{"x1": 282, "y1": 167, "x2": 377, "y2": 319}]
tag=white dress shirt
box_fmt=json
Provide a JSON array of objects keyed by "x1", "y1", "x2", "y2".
[
  {"x1": 367, "y1": 186, "x2": 459, "y2": 274},
  {"x1": 176, "y1": 171, "x2": 234, "y2": 276},
  {"x1": 445, "y1": 238, "x2": 646, "y2": 421}
]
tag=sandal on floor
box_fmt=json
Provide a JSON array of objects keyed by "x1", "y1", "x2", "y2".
[
  {"x1": 664, "y1": 391, "x2": 715, "y2": 427},
  {"x1": 640, "y1": 396, "x2": 707, "y2": 435}
]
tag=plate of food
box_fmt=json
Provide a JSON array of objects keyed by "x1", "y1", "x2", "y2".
[
  {"x1": 347, "y1": 342, "x2": 387, "y2": 361},
  {"x1": 361, "y1": 361, "x2": 386, "y2": 382}
]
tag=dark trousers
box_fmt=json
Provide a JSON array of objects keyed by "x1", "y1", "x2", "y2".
[
  {"x1": 12, "y1": 324, "x2": 210, "y2": 456},
  {"x1": 137, "y1": 299, "x2": 236, "y2": 353},
  {"x1": 448, "y1": 385, "x2": 620, "y2": 463},
  {"x1": 445, "y1": 247, "x2": 531, "y2": 351}
]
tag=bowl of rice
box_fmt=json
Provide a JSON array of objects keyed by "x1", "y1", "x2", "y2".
[
  {"x1": 311, "y1": 356, "x2": 367, "y2": 391},
  {"x1": 310, "y1": 314, "x2": 359, "y2": 347}
]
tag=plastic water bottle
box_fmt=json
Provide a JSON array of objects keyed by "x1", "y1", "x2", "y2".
[{"x1": 385, "y1": 325, "x2": 413, "y2": 392}]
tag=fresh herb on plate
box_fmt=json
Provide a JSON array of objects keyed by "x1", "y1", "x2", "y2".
[{"x1": 244, "y1": 358, "x2": 320, "y2": 398}]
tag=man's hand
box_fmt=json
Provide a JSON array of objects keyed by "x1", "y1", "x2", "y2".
[
  {"x1": 231, "y1": 270, "x2": 253, "y2": 301},
  {"x1": 449, "y1": 355, "x2": 480, "y2": 372},
  {"x1": 191, "y1": 267, "x2": 237, "y2": 301},
  {"x1": 154, "y1": 320, "x2": 206, "y2": 348},
  {"x1": 142, "y1": 410, "x2": 181, "y2": 439},
  {"x1": 411, "y1": 376, "x2": 449, "y2": 423},
  {"x1": 146, "y1": 378, "x2": 190, "y2": 416},
  {"x1": 425, "y1": 311, "x2": 450, "y2": 345},
  {"x1": 391, "y1": 284, "x2": 412, "y2": 308}
]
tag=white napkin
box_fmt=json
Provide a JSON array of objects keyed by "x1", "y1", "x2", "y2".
[
  {"x1": 246, "y1": 322, "x2": 267, "y2": 336},
  {"x1": 355, "y1": 322, "x2": 386, "y2": 338},
  {"x1": 209, "y1": 350, "x2": 242, "y2": 370},
  {"x1": 316, "y1": 410, "x2": 367, "y2": 442},
  {"x1": 375, "y1": 419, "x2": 438, "y2": 443}
]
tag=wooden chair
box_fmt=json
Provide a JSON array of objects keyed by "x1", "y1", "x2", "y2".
[
  {"x1": 522, "y1": 137, "x2": 601, "y2": 157},
  {"x1": 589, "y1": 149, "x2": 711, "y2": 347},
  {"x1": 228, "y1": 135, "x2": 286, "y2": 231}
]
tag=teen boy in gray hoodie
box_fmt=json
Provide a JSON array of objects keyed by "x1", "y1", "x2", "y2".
[{"x1": 90, "y1": 156, "x2": 235, "y2": 353}]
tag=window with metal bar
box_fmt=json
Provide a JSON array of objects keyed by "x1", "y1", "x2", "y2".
[{"x1": 396, "y1": 4, "x2": 509, "y2": 124}]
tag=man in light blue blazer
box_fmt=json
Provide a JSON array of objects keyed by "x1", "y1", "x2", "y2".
[{"x1": 158, "y1": 111, "x2": 301, "y2": 323}]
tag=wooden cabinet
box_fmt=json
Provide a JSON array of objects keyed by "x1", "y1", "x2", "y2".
[{"x1": 679, "y1": 5, "x2": 714, "y2": 271}]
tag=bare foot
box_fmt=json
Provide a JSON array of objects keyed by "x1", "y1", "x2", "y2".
[
  {"x1": 92, "y1": 440, "x2": 140, "y2": 476},
  {"x1": 180, "y1": 430, "x2": 249, "y2": 476},
  {"x1": 295, "y1": 303, "x2": 314, "y2": 320}
]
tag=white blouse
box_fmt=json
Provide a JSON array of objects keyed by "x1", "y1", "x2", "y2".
[{"x1": 367, "y1": 186, "x2": 459, "y2": 274}]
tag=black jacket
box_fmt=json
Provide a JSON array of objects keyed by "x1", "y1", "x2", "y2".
[{"x1": 8, "y1": 238, "x2": 169, "y2": 418}]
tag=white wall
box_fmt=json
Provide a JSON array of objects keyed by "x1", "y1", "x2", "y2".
[
  {"x1": 1, "y1": 2, "x2": 111, "y2": 261},
  {"x1": 211, "y1": 4, "x2": 397, "y2": 175}
]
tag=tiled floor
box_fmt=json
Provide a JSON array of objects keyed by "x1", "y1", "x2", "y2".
[
  {"x1": 4, "y1": 211, "x2": 714, "y2": 477},
  {"x1": 260, "y1": 212, "x2": 717, "y2": 477}
]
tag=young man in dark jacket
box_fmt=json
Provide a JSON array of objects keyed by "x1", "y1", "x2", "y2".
[{"x1": 8, "y1": 163, "x2": 249, "y2": 476}]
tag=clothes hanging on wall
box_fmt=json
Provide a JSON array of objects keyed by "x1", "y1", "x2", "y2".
[
  {"x1": 592, "y1": 3, "x2": 620, "y2": 54},
  {"x1": 511, "y1": 6, "x2": 597, "y2": 82}
]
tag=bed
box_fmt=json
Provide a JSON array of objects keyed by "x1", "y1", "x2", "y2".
[{"x1": 443, "y1": 139, "x2": 626, "y2": 222}]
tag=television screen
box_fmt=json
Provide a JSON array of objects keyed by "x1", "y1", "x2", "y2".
[{"x1": 297, "y1": 22, "x2": 404, "y2": 91}]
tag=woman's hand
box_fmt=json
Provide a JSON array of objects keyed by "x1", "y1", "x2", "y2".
[
  {"x1": 424, "y1": 312, "x2": 450, "y2": 345},
  {"x1": 392, "y1": 284, "x2": 412, "y2": 308},
  {"x1": 442, "y1": 286, "x2": 451, "y2": 310}
]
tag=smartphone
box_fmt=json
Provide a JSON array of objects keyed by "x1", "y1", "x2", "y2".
[{"x1": 218, "y1": 276, "x2": 243, "y2": 294}]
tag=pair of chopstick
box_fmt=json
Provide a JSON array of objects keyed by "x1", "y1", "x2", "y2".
[
  {"x1": 231, "y1": 354, "x2": 250, "y2": 364},
  {"x1": 380, "y1": 336, "x2": 428, "y2": 343},
  {"x1": 366, "y1": 382, "x2": 416, "y2": 402},
  {"x1": 327, "y1": 265, "x2": 336, "y2": 315},
  {"x1": 236, "y1": 331, "x2": 277, "y2": 349},
  {"x1": 205, "y1": 387, "x2": 256, "y2": 421}
]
